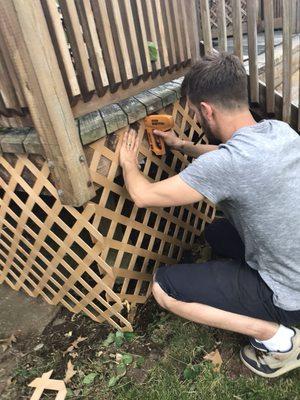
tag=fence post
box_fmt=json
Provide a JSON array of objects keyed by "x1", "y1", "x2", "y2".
[{"x1": 0, "y1": 0, "x2": 95, "y2": 206}]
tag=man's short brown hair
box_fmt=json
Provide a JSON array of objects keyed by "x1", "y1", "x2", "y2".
[{"x1": 181, "y1": 52, "x2": 248, "y2": 109}]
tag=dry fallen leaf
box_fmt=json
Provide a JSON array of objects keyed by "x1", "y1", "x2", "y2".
[
  {"x1": 63, "y1": 336, "x2": 87, "y2": 356},
  {"x1": 64, "y1": 360, "x2": 77, "y2": 384},
  {"x1": 203, "y1": 349, "x2": 223, "y2": 372},
  {"x1": 0, "y1": 334, "x2": 17, "y2": 352},
  {"x1": 115, "y1": 353, "x2": 123, "y2": 363}
]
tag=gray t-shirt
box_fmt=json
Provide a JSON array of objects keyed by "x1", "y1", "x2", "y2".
[{"x1": 179, "y1": 119, "x2": 300, "y2": 311}]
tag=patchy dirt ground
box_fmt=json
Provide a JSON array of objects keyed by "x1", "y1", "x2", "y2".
[{"x1": 1, "y1": 240, "x2": 300, "y2": 400}]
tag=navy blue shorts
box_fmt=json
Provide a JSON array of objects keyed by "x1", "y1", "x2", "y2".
[{"x1": 154, "y1": 219, "x2": 300, "y2": 326}]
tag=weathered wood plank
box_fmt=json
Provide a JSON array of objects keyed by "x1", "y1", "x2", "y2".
[
  {"x1": 90, "y1": 0, "x2": 122, "y2": 86},
  {"x1": 246, "y1": 0, "x2": 259, "y2": 103},
  {"x1": 0, "y1": 127, "x2": 30, "y2": 154},
  {"x1": 23, "y1": 129, "x2": 44, "y2": 155},
  {"x1": 78, "y1": 111, "x2": 106, "y2": 146},
  {"x1": 232, "y1": 0, "x2": 243, "y2": 61},
  {"x1": 134, "y1": 91, "x2": 163, "y2": 114},
  {"x1": 199, "y1": 0, "x2": 213, "y2": 54},
  {"x1": 118, "y1": 97, "x2": 147, "y2": 124},
  {"x1": 59, "y1": 0, "x2": 95, "y2": 99},
  {"x1": 41, "y1": 0, "x2": 81, "y2": 101},
  {"x1": 71, "y1": 68, "x2": 186, "y2": 118},
  {"x1": 134, "y1": 0, "x2": 152, "y2": 77},
  {"x1": 148, "y1": 85, "x2": 177, "y2": 107},
  {"x1": 163, "y1": 82, "x2": 182, "y2": 99},
  {"x1": 107, "y1": 0, "x2": 133, "y2": 85},
  {"x1": 184, "y1": 0, "x2": 200, "y2": 63},
  {"x1": 263, "y1": 0, "x2": 275, "y2": 114},
  {"x1": 217, "y1": 0, "x2": 227, "y2": 52},
  {"x1": 282, "y1": 0, "x2": 292, "y2": 123},
  {"x1": 99, "y1": 104, "x2": 128, "y2": 134},
  {"x1": 75, "y1": 0, "x2": 109, "y2": 96}
]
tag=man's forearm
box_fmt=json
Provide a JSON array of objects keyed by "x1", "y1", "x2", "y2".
[{"x1": 176, "y1": 140, "x2": 218, "y2": 158}]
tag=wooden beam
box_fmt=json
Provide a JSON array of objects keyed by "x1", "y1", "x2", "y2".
[
  {"x1": 216, "y1": 0, "x2": 227, "y2": 52},
  {"x1": 185, "y1": 0, "x2": 201, "y2": 63},
  {"x1": 199, "y1": 0, "x2": 213, "y2": 54},
  {"x1": 282, "y1": 0, "x2": 292, "y2": 123},
  {"x1": 0, "y1": 0, "x2": 95, "y2": 206},
  {"x1": 263, "y1": 0, "x2": 275, "y2": 114},
  {"x1": 246, "y1": 0, "x2": 259, "y2": 103},
  {"x1": 232, "y1": 0, "x2": 243, "y2": 62},
  {"x1": 72, "y1": 69, "x2": 185, "y2": 118}
]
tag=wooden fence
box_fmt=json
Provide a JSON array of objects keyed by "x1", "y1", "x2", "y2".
[
  {"x1": 208, "y1": 0, "x2": 300, "y2": 36},
  {"x1": 199, "y1": 0, "x2": 300, "y2": 132},
  {"x1": 0, "y1": 0, "x2": 199, "y2": 206},
  {"x1": 0, "y1": 0, "x2": 199, "y2": 124}
]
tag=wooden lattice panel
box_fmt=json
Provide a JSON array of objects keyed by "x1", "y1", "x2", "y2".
[
  {"x1": 209, "y1": 0, "x2": 248, "y2": 29},
  {"x1": 0, "y1": 98, "x2": 215, "y2": 331}
]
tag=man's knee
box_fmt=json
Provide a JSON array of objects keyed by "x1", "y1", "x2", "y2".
[
  {"x1": 152, "y1": 275, "x2": 179, "y2": 311},
  {"x1": 152, "y1": 281, "x2": 169, "y2": 309}
]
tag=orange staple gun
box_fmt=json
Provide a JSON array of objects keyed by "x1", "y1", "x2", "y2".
[{"x1": 144, "y1": 114, "x2": 174, "y2": 156}]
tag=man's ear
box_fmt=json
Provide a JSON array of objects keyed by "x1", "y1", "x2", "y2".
[{"x1": 200, "y1": 102, "x2": 213, "y2": 120}]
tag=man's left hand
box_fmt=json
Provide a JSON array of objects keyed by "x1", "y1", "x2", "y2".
[{"x1": 119, "y1": 129, "x2": 140, "y2": 168}]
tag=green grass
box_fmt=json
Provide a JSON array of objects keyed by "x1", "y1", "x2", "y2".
[{"x1": 3, "y1": 308, "x2": 300, "y2": 400}]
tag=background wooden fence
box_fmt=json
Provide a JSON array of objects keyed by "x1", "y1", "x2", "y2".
[
  {"x1": 199, "y1": 0, "x2": 300, "y2": 132},
  {"x1": 0, "y1": 0, "x2": 199, "y2": 125}
]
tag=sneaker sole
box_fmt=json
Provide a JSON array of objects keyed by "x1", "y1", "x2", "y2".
[{"x1": 240, "y1": 349, "x2": 300, "y2": 378}]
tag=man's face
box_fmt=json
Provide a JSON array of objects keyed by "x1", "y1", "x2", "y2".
[{"x1": 188, "y1": 100, "x2": 219, "y2": 144}]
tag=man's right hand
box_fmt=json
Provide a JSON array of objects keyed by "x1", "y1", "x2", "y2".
[{"x1": 153, "y1": 129, "x2": 182, "y2": 150}]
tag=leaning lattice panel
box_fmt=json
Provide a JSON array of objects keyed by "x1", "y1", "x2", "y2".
[{"x1": 0, "y1": 98, "x2": 215, "y2": 331}]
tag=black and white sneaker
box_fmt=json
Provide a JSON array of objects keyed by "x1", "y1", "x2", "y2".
[
  {"x1": 241, "y1": 328, "x2": 300, "y2": 378},
  {"x1": 249, "y1": 338, "x2": 269, "y2": 352}
]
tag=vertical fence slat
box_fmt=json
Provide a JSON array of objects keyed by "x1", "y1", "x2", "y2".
[
  {"x1": 172, "y1": 0, "x2": 186, "y2": 63},
  {"x1": 199, "y1": 0, "x2": 213, "y2": 54},
  {"x1": 217, "y1": 0, "x2": 227, "y2": 52},
  {"x1": 160, "y1": 0, "x2": 177, "y2": 71},
  {"x1": 145, "y1": 0, "x2": 162, "y2": 72},
  {"x1": 0, "y1": 35, "x2": 27, "y2": 109},
  {"x1": 134, "y1": 0, "x2": 152, "y2": 77},
  {"x1": 263, "y1": 0, "x2": 275, "y2": 114},
  {"x1": 109, "y1": 0, "x2": 133, "y2": 84},
  {"x1": 91, "y1": 0, "x2": 122, "y2": 87},
  {"x1": 76, "y1": 0, "x2": 109, "y2": 96},
  {"x1": 282, "y1": 0, "x2": 292, "y2": 123},
  {"x1": 185, "y1": 0, "x2": 200, "y2": 63},
  {"x1": 178, "y1": 0, "x2": 191, "y2": 63},
  {"x1": 42, "y1": 0, "x2": 81, "y2": 101},
  {"x1": 123, "y1": 0, "x2": 144, "y2": 77},
  {"x1": 0, "y1": 48, "x2": 22, "y2": 114},
  {"x1": 246, "y1": 0, "x2": 259, "y2": 103},
  {"x1": 59, "y1": 0, "x2": 95, "y2": 99},
  {"x1": 232, "y1": 0, "x2": 243, "y2": 61},
  {"x1": 154, "y1": 0, "x2": 170, "y2": 71}
]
